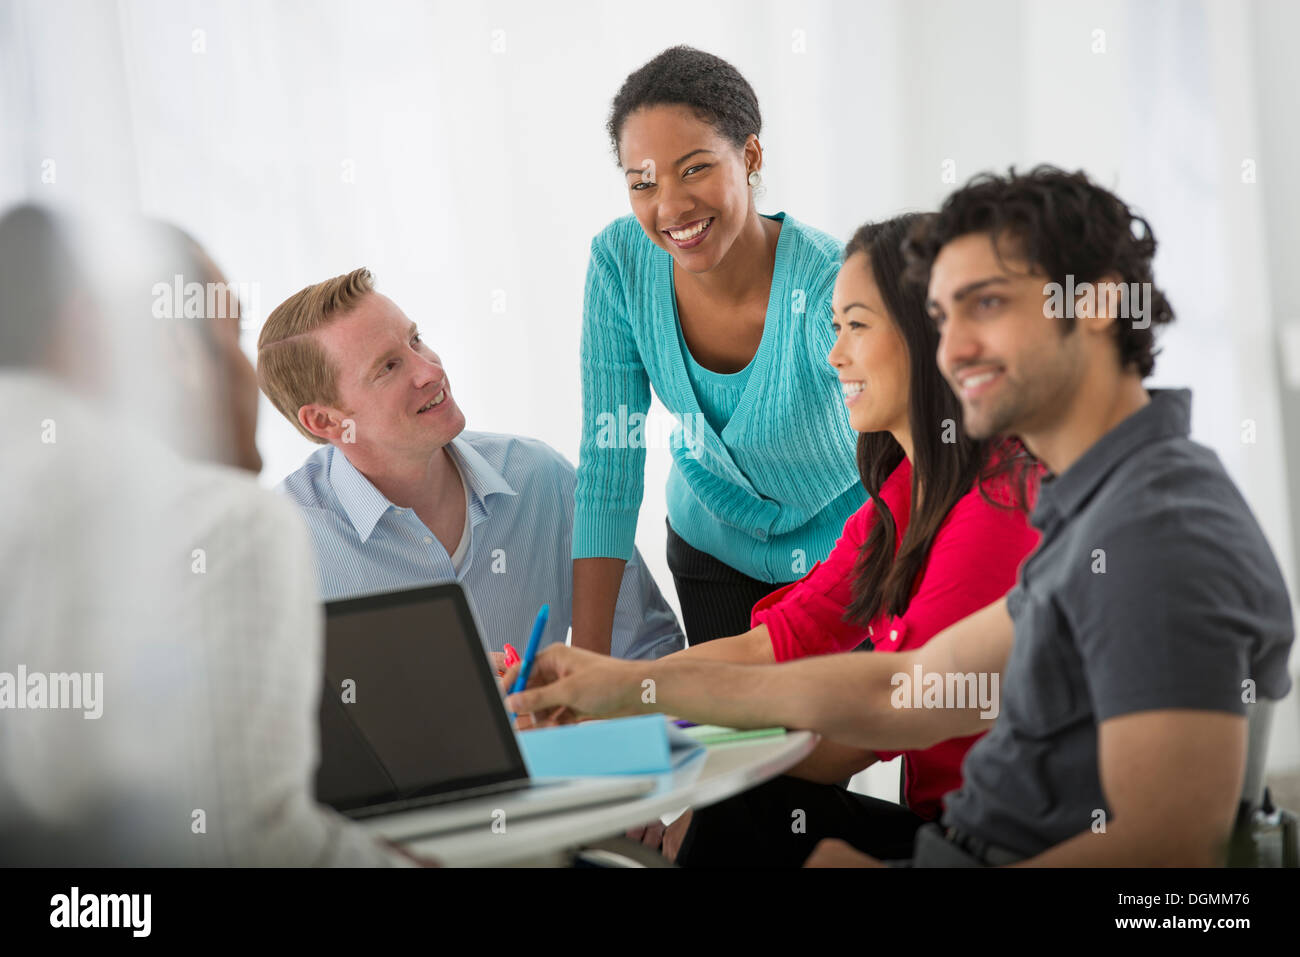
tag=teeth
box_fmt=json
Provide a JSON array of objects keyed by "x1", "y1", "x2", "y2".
[
  {"x1": 840, "y1": 381, "x2": 864, "y2": 397},
  {"x1": 668, "y1": 218, "x2": 711, "y2": 241},
  {"x1": 418, "y1": 389, "x2": 446, "y2": 413},
  {"x1": 961, "y1": 371, "x2": 998, "y2": 390}
]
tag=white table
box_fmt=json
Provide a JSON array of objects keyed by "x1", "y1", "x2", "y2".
[{"x1": 402, "y1": 730, "x2": 818, "y2": 866}]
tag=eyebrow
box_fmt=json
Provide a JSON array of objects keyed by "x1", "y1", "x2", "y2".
[
  {"x1": 927, "y1": 276, "x2": 1011, "y2": 312},
  {"x1": 364, "y1": 322, "x2": 418, "y2": 379},
  {"x1": 623, "y1": 148, "x2": 714, "y2": 177},
  {"x1": 833, "y1": 302, "x2": 881, "y2": 317}
]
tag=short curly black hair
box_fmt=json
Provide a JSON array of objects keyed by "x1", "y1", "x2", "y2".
[
  {"x1": 607, "y1": 45, "x2": 761, "y2": 160},
  {"x1": 904, "y1": 165, "x2": 1175, "y2": 377}
]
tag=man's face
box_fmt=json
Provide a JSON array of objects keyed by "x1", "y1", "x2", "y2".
[
  {"x1": 929, "y1": 232, "x2": 1084, "y2": 441},
  {"x1": 206, "y1": 282, "x2": 262, "y2": 473},
  {"x1": 310, "y1": 293, "x2": 466, "y2": 461},
  {"x1": 165, "y1": 264, "x2": 262, "y2": 474}
]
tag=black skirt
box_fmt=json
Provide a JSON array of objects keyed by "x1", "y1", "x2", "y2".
[{"x1": 664, "y1": 519, "x2": 795, "y2": 645}]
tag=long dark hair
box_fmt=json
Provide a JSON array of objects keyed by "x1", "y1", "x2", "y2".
[{"x1": 843, "y1": 213, "x2": 1032, "y2": 629}]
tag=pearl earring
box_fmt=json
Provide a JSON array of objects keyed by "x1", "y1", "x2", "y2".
[{"x1": 748, "y1": 170, "x2": 762, "y2": 188}]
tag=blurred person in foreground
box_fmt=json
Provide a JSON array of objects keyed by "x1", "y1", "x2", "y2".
[{"x1": 0, "y1": 205, "x2": 419, "y2": 865}]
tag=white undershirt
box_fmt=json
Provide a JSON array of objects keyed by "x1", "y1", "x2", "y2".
[{"x1": 448, "y1": 449, "x2": 472, "y2": 572}]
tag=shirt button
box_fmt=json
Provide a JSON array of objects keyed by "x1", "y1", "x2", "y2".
[
  {"x1": 889, "y1": 629, "x2": 898, "y2": 643},
  {"x1": 423, "y1": 536, "x2": 433, "y2": 545},
  {"x1": 755, "y1": 528, "x2": 767, "y2": 540}
]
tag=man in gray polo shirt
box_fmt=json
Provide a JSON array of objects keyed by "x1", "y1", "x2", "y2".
[
  {"x1": 932, "y1": 387, "x2": 1292, "y2": 863},
  {"x1": 500, "y1": 166, "x2": 1293, "y2": 868},
  {"x1": 813, "y1": 166, "x2": 1294, "y2": 865}
]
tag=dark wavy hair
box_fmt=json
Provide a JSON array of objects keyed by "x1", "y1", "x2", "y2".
[
  {"x1": 902, "y1": 165, "x2": 1175, "y2": 377},
  {"x1": 607, "y1": 46, "x2": 761, "y2": 159},
  {"x1": 843, "y1": 214, "x2": 1034, "y2": 629}
]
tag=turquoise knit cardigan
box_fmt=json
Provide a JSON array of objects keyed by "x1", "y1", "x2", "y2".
[{"x1": 572, "y1": 211, "x2": 865, "y2": 584}]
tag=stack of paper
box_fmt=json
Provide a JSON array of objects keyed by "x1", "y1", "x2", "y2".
[
  {"x1": 516, "y1": 714, "x2": 704, "y2": 777},
  {"x1": 679, "y1": 724, "x2": 787, "y2": 746}
]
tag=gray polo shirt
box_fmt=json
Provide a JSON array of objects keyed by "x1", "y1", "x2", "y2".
[{"x1": 942, "y1": 389, "x2": 1294, "y2": 858}]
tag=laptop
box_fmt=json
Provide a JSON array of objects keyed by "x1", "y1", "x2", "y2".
[{"x1": 315, "y1": 583, "x2": 653, "y2": 842}]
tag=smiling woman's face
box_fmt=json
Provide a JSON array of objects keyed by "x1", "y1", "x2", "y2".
[
  {"x1": 828, "y1": 250, "x2": 910, "y2": 437},
  {"x1": 618, "y1": 105, "x2": 756, "y2": 275}
]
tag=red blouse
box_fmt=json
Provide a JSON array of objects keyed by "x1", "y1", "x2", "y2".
[{"x1": 751, "y1": 455, "x2": 1040, "y2": 820}]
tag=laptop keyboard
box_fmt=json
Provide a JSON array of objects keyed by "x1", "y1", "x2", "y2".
[{"x1": 349, "y1": 777, "x2": 548, "y2": 819}]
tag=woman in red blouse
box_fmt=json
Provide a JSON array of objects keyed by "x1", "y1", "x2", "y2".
[{"x1": 660, "y1": 212, "x2": 1041, "y2": 865}]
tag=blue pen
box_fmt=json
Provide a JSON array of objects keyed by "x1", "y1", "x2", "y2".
[{"x1": 508, "y1": 603, "x2": 549, "y2": 721}]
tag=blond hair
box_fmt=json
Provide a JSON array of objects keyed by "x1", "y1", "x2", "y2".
[{"x1": 257, "y1": 267, "x2": 375, "y2": 443}]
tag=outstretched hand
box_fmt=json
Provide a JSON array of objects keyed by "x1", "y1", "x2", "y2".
[{"x1": 502, "y1": 644, "x2": 646, "y2": 727}]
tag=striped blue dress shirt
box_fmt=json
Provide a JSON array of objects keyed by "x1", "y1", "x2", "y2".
[{"x1": 277, "y1": 431, "x2": 685, "y2": 660}]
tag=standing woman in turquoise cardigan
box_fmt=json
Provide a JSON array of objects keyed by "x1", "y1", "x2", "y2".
[{"x1": 572, "y1": 46, "x2": 864, "y2": 651}]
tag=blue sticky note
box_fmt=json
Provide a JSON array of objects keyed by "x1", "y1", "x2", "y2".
[{"x1": 517, "y1": 714, "x2": 703, "y2": 777}]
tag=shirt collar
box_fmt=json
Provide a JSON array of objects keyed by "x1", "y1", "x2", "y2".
[
  {"x1": 328, "y1": 448, "x2": 394, "y2": 543},
  {"x1": 446, "y1": 435, "x2": 517, "y2": 518},
  {"x1": 1031, "y1": 388, "x2": 1192, "y2": 530},
  {"x1": 328, "y1": 436, "x2": 517, "y2": 543}
]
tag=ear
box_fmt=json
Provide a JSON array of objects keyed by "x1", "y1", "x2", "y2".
[
  {"x1": 1077, "y1": 272, "x2": 1126, "y2": 333},
  {"x1": 743, "y1": 133, "x2": 763, "y2": 173},
  {"x1": 163, "y1": 321, "x2": 208, "y2": 391},
  {"x1": 297, "y1": 403, "x2": 351, "y2": 444}
]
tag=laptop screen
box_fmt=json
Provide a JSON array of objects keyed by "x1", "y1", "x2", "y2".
[{"x1": 315, "y1": 584, "x2": 527, "y2": 813}]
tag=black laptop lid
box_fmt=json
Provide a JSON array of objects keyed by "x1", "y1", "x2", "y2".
[{"x1": 315, "y1": 583, "x2": 528, "y2": 813}]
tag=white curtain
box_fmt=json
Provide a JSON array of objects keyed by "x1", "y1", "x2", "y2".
[{"x1": 4, "y1": 0, "x2": 1296, "y2": 769}]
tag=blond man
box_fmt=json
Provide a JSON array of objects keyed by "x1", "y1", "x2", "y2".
[{"x1": 258, "y1": 268, "x2": 683, "y2": 659}]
